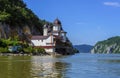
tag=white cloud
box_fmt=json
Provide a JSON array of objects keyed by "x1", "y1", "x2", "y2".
[{"x1": 103, "y1": 2, "x2": 120, "y2": 7}]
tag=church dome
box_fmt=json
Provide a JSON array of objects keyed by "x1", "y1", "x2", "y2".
[{"x1": 53, "y1": 18, "x2": 61, "y2": 25}]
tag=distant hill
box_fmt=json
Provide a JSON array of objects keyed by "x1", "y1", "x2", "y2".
[
  {"x1": 74, "y1": 44, "x2": 93, "y2": 53},
  {"x1": 91, "y1": 36, "x2": 120, "y2": 54}
]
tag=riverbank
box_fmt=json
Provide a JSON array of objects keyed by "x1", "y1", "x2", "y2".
[
  {"x1": 0, "y1": 52, "x2": 49, "y2": 56},
  {"x1": 0, "y1": 51, "x2": 78, "y2": 56}
]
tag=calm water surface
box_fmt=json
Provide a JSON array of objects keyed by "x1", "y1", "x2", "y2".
[{"x1": 0, "y1": 53, "x2": 120, "y2": 78}]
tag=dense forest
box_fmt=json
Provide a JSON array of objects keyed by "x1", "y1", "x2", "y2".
[{"x1": 1, "y1": 0, "x2": 41, "y2": 25}]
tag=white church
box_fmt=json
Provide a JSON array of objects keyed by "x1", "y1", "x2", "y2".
[{"x1": 31, "y1": 18, "x2": 67, "y2": 53}]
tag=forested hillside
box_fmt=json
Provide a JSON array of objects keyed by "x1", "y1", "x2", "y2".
[
  {"x1": 91, "y1": 36, "x2": 120, "y2": 53},
  {"x1": 0, "y1": 0, "x2": 51, "y2": 39}
]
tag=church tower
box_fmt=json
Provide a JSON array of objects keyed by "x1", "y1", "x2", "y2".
[
  {"x1": 61, "y1": 30, "x2": 67, "y2": 42},
  {"x1": 53, "y1": 18, "x2": 61, "y2": 35},
  {"x1": 43, "y1": 24, "x2": 48, "y2": 36}
]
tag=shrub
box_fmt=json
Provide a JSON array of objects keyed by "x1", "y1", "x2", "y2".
[
  {"x1": 0, "y1": 47, "x2": 9, "y2": 53},
  {"x1": 23, "y1": 46, "x2": 34, "y2": 53},
  {"x1": 34, "y1": 48, "x2": 45, "y2": 53}
]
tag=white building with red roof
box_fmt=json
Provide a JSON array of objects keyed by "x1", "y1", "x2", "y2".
[{"x1": 31, "y1": 18, "x2": 67, "y2": 53}]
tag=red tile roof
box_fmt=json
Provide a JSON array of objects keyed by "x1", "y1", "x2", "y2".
[{"x1": 31, "y1": 36, "x2": 49, "y2": 40}]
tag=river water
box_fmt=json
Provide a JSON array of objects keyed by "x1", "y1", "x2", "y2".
[{"x1": 0, "y1": 53, "x2": 120, "y2": 78}]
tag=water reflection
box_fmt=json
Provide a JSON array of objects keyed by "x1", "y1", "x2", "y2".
[
  {"x1": 1, "y1": 54, "x2": 120, "y2": 78},
  {"x1": 31, "y1": 56, "x2": 70, "y2": 78},
  {"x1": 0, "y1": 56, "x2": 32, "y2": 78},
  {"x1": 0, "y1": 56, "x2": 70, "y2": 78}
]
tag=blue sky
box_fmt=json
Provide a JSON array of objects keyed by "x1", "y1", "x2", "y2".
[{"x1": 24, "y1": 0, "x2": 120, "y2": 45}]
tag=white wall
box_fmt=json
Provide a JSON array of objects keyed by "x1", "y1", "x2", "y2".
[
  {"x1": 45, "y1": 48, "x2": 55, "y2": 53},
  {"x1": 31, "y1": 35, "x2": 55, "y2": 53},
  {"x1": 61, "y1": 33, "x2": 66, "y2": 42},
  {"x1": 53, "y1": 32, "x2": 59, "y2": 36},
  {"x1": 31, "y1": 35, "x2": 55, "y2": 46},
  {"x1": 43, "y1": 28, "x2": 48, "y2": 36},
  {"x1": 53, "y1": 25, "x2": 61, "y2": 31}
]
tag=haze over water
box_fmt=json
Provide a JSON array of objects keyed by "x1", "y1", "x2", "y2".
[{"x1": 0, "y1": 54, "x2": 120, "y2": 78}]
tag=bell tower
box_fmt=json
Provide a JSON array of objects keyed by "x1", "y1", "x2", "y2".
[
  {"x1": 43, "y1": 24, "x2": 48, "y2": 36},
  {"x1": 61, "y1": 30, "x2": 67, "y2": 42},
  {"x1": 53, "y1": 18, "x2": 61, "y2": 31},
  {"x1": 52, "y1": 18, "x2": 62, "y2": 36}
]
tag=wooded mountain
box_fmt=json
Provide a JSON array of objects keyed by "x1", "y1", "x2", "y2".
[
  {"x1": 0, "y1": 0, "x2": 52, "y2": 39},
  {"x1": 91, "y1": 36, "x2": 120, "y2": 53},
  {"x1": 74, "y1": 44, "x2": 93, "y2": 53}
]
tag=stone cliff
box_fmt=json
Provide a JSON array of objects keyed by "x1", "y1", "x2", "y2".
[
  {"x1": 0, "y1": 23, "x2": 42, "y2": 39},
  {"x1": 91, "y1": 36, "x2": 120, "y2": 53},
  {"x1": 0, "y1": 0, "x2": 47, "y2": 39}
]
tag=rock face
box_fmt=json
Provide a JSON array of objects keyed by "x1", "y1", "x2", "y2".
[
  {"x1": 0, "y1": 0, "x2": 44, "y2": 39},
  {"x1": 0, "y1": 0, "x2": 54, "y2": 40},
  {"x1": 0, "y1": 23, "x2": 41, "y2": 39},
  {"x1": 91, "y1": 36, "x2": 120, "y2": 54}
]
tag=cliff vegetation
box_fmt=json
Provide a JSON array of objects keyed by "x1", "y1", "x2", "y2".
[
  {"x1": 0, "y1": 0, "x2": 52, "y2": 39},
  {"x1": 91, "y1": 36, "x2": 120, "y2": 53}
]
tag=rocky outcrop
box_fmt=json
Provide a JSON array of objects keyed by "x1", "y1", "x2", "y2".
[
  {"x1": 0, "y1": 0, "x2": 45, "y2": 39},
  {"x1": 0, "y1": 23, "x2": 42, "y2": 39},
  {"x1": 91, "y1": 36, "x2": 120, "y2": 54}
]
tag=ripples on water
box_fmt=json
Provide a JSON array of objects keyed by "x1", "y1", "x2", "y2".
[{"x1": 0, "y1": 54, "x2": 120, "y2": 78}]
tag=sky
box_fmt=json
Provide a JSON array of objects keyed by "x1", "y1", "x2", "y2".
[{"x1": 24, "y1": 0, "x2": 120, "y2": 45}]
